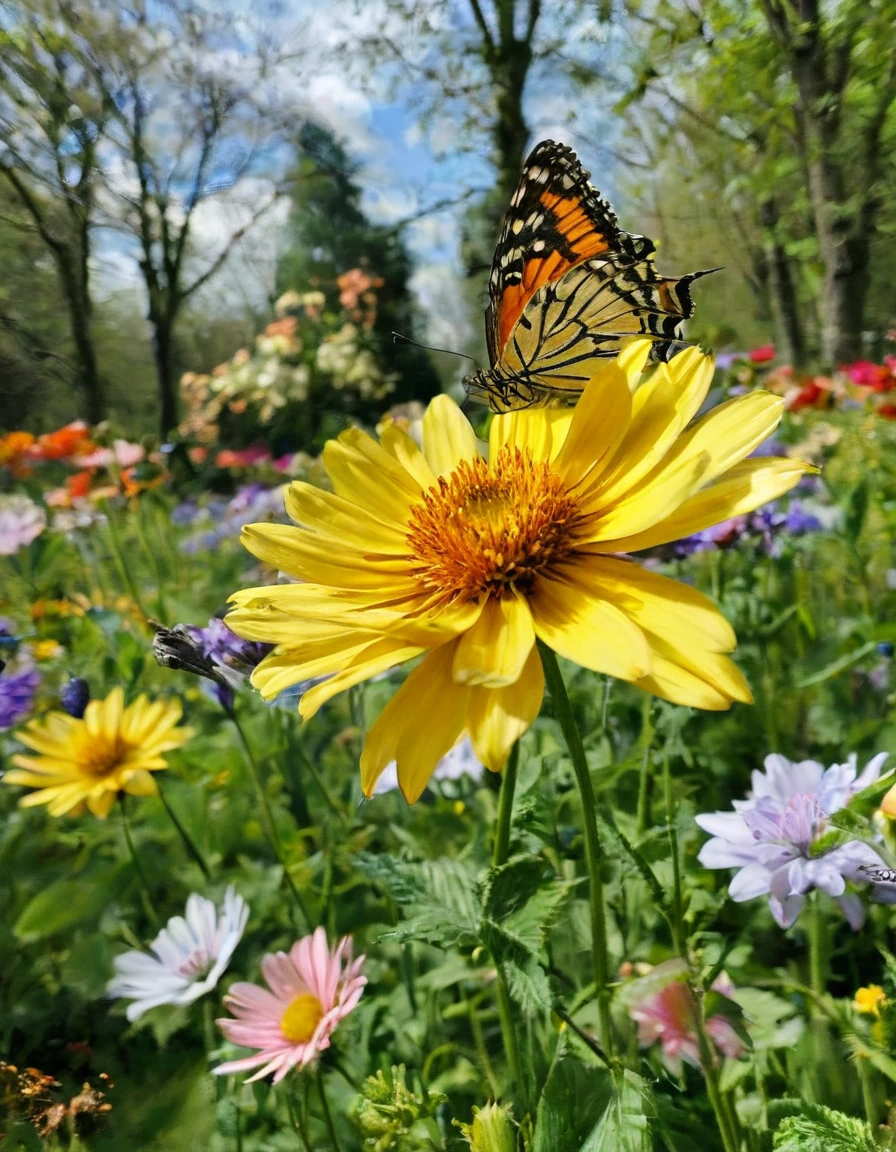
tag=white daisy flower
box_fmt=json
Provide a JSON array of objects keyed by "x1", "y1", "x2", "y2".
[{"x1": 107, "y1": 886, "x2": 249, "y2": 1021}]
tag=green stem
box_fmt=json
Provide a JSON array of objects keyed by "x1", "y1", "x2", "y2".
[
  {"x1": 693, "y1": 991, "x2": 740, "y2": 1152},
  {"x1": 285, "y1": 1086, "x2": 312, "y2": 1152},
  {"x1": 491, "y1": 743, "x2": 526, "y2": 1104},
  {"x1": 808, "y1": 891, "x2": 827, "y2": 999},
  {"x1": 119, "y1": 795, "x2": 159, "y2": 926},
  {"x1": 156, "y1": 778, "x2": 211, "y2": 880},
  {"x1": 316, "y1": 1066, "x2": 341, "y2": 1152},
  {"x1": 858, "y1": 1056, "x2": 878, "y2": 1131},
  {"x1": 102, "y1": 500, "x2": 147, "y2": 619},
  {"x1": 635, "y1": 698, "x2": 653, "y2": 836},
  {"x1": 539, "y1": 645, "x2": 614, "y2": 1059},
  {"x1": 663, "y1": 751, "x2": 685, "y2": 956},
  {"x1": 227, "y1": 707, "x2": 311, "y2": 929}
]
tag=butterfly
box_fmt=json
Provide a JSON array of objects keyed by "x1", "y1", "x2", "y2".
[
  {"x1": 464, "y1": 139, "x2": 713, "y2": 412},
  {"x1": 859, "y1": 864, "x2": 896, "y2": 885}
]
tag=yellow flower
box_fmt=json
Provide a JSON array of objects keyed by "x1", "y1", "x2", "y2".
[
  {"x1": 3, "y1": 687, "x2": 191, "y2": 819},
  {"x1": 227, "y1": 341, "x2": 811, "y2": 802},
  {"x1": 31, "y1": 639, "x2": 63, "y2": 661},
  {"x1": 855, "y1": 985, "x2": 887, "y2": 1016}
]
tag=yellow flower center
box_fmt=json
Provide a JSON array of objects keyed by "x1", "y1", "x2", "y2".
[
  {"x1": 77, "y1": 732, "x2": 130, "y2": 778},
  {"x1": 280, "y1": 992, "x2": 324, "y2": 1044},
  {"x1": 405, "y1": 446, "x2": 579, "y2": 603}
]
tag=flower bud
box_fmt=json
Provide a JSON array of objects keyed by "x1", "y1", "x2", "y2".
[
  {"x1": 458, "y1": 1103, "x2": 516, "y2": 1152},
  {"x1": 61, "y1": 677, "x2": 90, "y2": 719}
]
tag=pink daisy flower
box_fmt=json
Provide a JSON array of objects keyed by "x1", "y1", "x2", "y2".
[{"x1": 214, "y1": 927, "x2": 366, "y2": 1083}]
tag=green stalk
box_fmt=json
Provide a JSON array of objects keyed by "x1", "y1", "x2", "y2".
[
  {"x1": 156, "y1": 777, "x2": 212, "y2": 880},
  {"x1": 316, "y1": 1066, "x2": 341, "y2": 1152},
  {"x1": 663, "y1": 751, "x2": 686, "y2": 956},
  {"x1": 119, "y1": 795, "x2": 159, "y2": 926},
  {"x1": 491, "y1": 743, "x2": 526, "y2": 1103},
  {"x1": 102, "y1": 500, "x2": 148, "y2": 619},
  {"x1": 227, "y1": 706, "x2": 311, "y2": 929},
  {"x1": 539, "y1": 644, "x2": 614, "y2": 1059},
  {"x1": 693, "y1": 990, "x2": 740, "y2": 1152}
]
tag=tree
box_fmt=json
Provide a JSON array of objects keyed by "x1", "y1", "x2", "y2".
[
  {"x1": 758, "y1": 0, "x2": 896, "y2": 362},
  {"x1": 0, "y1": 0, "x2": 111, "y2": 422},
  {"x1": 276, "y1": 123, "x2": 441, "y2": 407},
  {"x1": 82, "y1": 1, "x2": 290, "y2": 438},
  {"x1": 625, "y1": 0, "x2": 896, "y2": 364}
]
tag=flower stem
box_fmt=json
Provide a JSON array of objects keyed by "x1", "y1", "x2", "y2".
[
  {"x1": 316, "y1": 1066, "x2": 341, "y2": 1152},
  {"x1": 693, "y1": 990, "x2": 740, "y2": 1152},
  {"x1": 156, "y1": 778, "x2": 212, "y2": 880},
  {"x1": 227, "y1": 706, "x2": 311, "y2": 929},
  {"x1": 858, "y1": 1056, "x2": 878, "y2": 1131},
  {"x1": 119, "y1": 795, "x2": 159, "y2": 926},
  {"x1": 285, "y1": 1085, "x2": 312, "y2": 1152},
  {"x1": 808, "y1": 890, "x2": 827, "y2": 999},
  {"x1": 663, "y1": 751, "x2": 686, "y2": 956},
  {"x1": 491, "y1": 742, "x2": 526, "y2": 1105},
  {"x1": 539, "y1": 644, "x2": 614, "y2": 1060}
]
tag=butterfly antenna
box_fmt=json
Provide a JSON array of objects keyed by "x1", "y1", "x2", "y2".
[{"x1": 392, "y1": 331, "x2": 478, "y2": 366}]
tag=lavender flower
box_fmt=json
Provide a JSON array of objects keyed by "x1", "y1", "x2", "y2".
[
  {"x1": 0, "y1": 667, "x2": 40, "y2": 728},
  {"x1": 696, "y1": 753, "x2": 892, "y2": 929},
  {"x1": 188, "y1": 617, "x2": 271, "y2": 707},
  {"x1": 0, "y1": 495, "x2": 46, "y2": 555}
]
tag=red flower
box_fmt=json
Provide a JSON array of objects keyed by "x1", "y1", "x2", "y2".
[
  {"x1": 789, "y1": 379, "x2": 830, "y2": 411},
  {"x1": 748, "y1": 344, "x2": 776, "y2": 364},
  {"x1": 842, "y1": 359, "x2": 896, "y2": 392}
]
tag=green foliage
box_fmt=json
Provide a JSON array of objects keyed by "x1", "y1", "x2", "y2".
[
  {"x1": 772, "y1": 1102, "x2": 877, "y2": 1152},
  {"x1": 352, "y1": 1065, "x2": 444, "y2": 1150}
]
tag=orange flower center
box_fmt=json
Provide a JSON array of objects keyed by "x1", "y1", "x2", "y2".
[
  {"x1": 405, "y1": 446, "x2": 580, "y2": 603},
  {"x1": 280, "y1": 992, "x2": 324, "y2": 1044}
]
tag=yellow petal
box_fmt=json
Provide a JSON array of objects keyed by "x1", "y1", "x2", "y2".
[
  {"x1": 284, "y1": 482, "x2": 408, "y2": 547},
  {"x1": 579, "y1": 556, "x2": 736, "y2": 653},
  {"x1": 323, "y1": 435, "x2": 418, "y2": 523},
  {"x1": 87, "y1": 789, "x2": 118, "y2": 818},
  {"x1": 582, "y1": 453, "x2": 709, "y2": 543},
  {"x1": 617, "y1": 338, "x2": 653, "y2": 389},
  {"x1": 602, "y1": 457, "x2": 813, "y2": 553},
  {"x1": 451, "y1": 594, "x2": 535, "y2": 687},
  {"x1": 595, "y1": 351, "x2": 714, "y2": 505},
  {"x1": 241, "y1": 523, "x2": 416, "y2": 588},
  {"x1": 299, "y1": 636, "x2": 430, "y2": 720},
  {"x1": 468, "y1": 646, "x2": 544, "y2": 771},
  {"x1": 552, "y1": 361, "x2": 632, "y2": 488},
  {"x1": 529, "y1": 565, "x2": 651, "y2": 680},
  {"x1": 360, "y1": 641, "x2": 470, "y2": 802},
  {"x1": 422, "y1": 395, "x2": 480, "y2": 475},
  {"x1": 379, "y1": 422, "x2": 438, "y2": 489},
  {"x1": 634, "y1": 642, "x2": 752, "y2": 711},
  {"x1": 489, "y1": 409, "x2": 554, "y2": 463},
  {"x1": 655, "y1": 390, "x2": 786, "y2": 489}
]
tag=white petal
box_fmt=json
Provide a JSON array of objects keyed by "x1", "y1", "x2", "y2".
[{"x1": 728, "y1": 863, "x2": 772, "y2": 900}]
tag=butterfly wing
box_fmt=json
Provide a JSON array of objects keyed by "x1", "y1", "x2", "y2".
[{"x1": 478, "y1": 139, "x2": 709, "y2": 410}]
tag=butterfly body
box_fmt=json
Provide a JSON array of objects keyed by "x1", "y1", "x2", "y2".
[{"x1": 466, "y1": 139, "x2": 712, "y2": 412}]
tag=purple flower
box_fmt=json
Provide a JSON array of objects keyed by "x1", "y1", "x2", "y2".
[
  {"x1": 187, "y1": 617, "x2": 271, "y2": 708},
  {"x1": 0, "y1": 667, "x2": 40, "y2": 728},
  {"x1": 696, "y1": 752, "x2": 892, "y2": 929},
  {"x1": 61, "y1": 677, "x2": 91, "y2": 719}
]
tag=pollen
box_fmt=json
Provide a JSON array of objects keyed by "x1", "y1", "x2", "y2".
[
  {"x1": 280, "y1": 992, "x2": 324, "y2": 1044},
  {"x1": 405, "y1": 446, "x2": 580, "y2": 603}
]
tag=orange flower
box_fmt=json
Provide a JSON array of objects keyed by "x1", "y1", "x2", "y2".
[
  {"x1": 67, "y1": 469, "x2": 95, "y2": 499},
  {"x1": 0, "y1": 431, "x2": 36, "y2": 476},
  {"x1": 33, "y1": 422, "x2": 95, "y2": 461}
]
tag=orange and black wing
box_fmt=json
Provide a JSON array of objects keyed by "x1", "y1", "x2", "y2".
[
  {"x1": 476, "y1": 139, "x2": 711, "y2": 411},
  {"x1": 485, "y1": 139, "x2": 632, "y2": 366}
]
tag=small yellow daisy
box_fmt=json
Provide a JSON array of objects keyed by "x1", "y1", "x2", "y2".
[{"x1": 3, "y1": 687, "x2": 191, "y2": 818}]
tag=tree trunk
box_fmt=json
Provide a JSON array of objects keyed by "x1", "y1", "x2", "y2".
[
  {"x1": 150, "y1": 312, "x2": 179, "y2": 439},
  {"x1": 57, "y1": 254, "x2": 106, "y2": 424},
  {"x1": 761, "y1": 199, "x2": 805, "y2": 366}
]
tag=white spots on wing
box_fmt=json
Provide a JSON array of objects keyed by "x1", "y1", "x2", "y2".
[
  {"x1": 560, "y1": 174, "x2": 576, "y2": 190},
  {"x1": 510, "y1": 188, "x2": 524, "y2": 206},
  {"x1": 511, "y1": 218, "x2": 524, "y2": 235},
  {"x1": 532, "y1": 239, "x2": 545, "y2": 252}
]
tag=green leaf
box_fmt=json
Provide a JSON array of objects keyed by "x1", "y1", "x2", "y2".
[
  {"x1": 356, "y1": 853, "x2": 480, "y2": 949},
  {"x1": 795, "y1": 641, "x2": 877, "y2": 688},
  {"x1": 533, "y1": 1040, "x2": 613, "y2": 1152},
  {"x1": 772, "y1": 1102, "x2": 875, "y2": 1152},
  {"x1": 583, "y1": 1069, "x2": 654, "y2": 1152},
  {"x1": 13, "y1": 865, "x2": 132, "y2": 942},
  {"x1": 844, "y1": 479, "x2": 868, "y2": 545}
]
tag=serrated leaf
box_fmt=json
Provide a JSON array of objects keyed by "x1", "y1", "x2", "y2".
[
  {"x1": 356, "y1": 853, "x2": 479, "y2": 949},
  {"x1": 772, "y1": 1102, "x2": 875, "y2": 1152},
  {"x1": 583, "y1": 1069, "x2": 654, "y2": 1152},
  {"x1": 533, "y1": 1039, "x2": 613, "y2": 1152}
]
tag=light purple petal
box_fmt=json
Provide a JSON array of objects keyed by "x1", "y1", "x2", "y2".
[
  {"x1": 837, "y1": 893, "x2": 866, "y2": 930},
  {"x1": 728, "y1": 863, "x2": 772, "y2": 901},
  {"x1": 769, "y1": 893, "x2": 804, "y2": 928}
]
